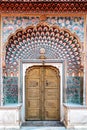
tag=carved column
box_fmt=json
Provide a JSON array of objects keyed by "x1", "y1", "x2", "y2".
[{"x1": 80, "y1": 15, "x2": 87, "y2": 105}]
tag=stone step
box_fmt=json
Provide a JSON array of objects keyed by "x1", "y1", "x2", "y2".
[
  {"x1": 21, "y1": 127, "x2": 66, "y2": 130},
  {"x1": 22, "y1": 121, "x2": 64, "y2": 127}
]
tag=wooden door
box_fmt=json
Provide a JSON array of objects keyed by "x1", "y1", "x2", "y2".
[
  {"x1": 44, "y1": 67, "x2": 60, "y2": 120},
  {"x1": 25, "y1": 66, "x2": 60, "y2": 120}
]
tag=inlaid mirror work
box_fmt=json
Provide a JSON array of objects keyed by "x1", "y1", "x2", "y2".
[{"x1": 2, "y1": 16, "x2": 84, "y2": 105}]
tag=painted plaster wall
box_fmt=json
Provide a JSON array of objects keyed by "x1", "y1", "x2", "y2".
[{"x1": 63, "y1": 104, "x2": 87, "y2": 128}]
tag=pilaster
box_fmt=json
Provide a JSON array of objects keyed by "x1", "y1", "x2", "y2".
[
  {"x1": 85, "y1": 14, "x2": 87, "y2": 105},
  {"x1": 0, "y1": 15, "x2": 3, "y2": 106}
]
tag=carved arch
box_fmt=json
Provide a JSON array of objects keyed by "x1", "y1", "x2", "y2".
[{"x1": 5, "y1": 23, "x2": 82, "y2": 76}]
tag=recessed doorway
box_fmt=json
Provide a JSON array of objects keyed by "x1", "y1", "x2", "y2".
[{"x1": 25, "y1": 65, "x2": 60, "y2": 121}]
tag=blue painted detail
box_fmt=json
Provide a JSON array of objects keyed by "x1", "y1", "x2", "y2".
[
  {"x1": 46, "y1": 17, "x2": 84, "y2": 42},
  {"x1": 2, "y1": 16, "x2": 40, "y2": 43},
  {"x1": 66, "y1": 76, "x2": 83, "y2": 104},
  {"x1": 3, "y1": 77, "x2": 18, "y2": 105}
]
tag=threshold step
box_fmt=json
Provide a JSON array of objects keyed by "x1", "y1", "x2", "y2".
[
  {"x1": 21, "y1": 127, "x2": 66, "y2": 130},
  {"x1": 22, "y1": 121, "x2": 64, "y2": 127}
]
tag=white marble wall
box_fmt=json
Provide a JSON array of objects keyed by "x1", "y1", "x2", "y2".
[
  {"x1": 0, "y1": 104, "x2": 22, "y2": 129},
  {"x1": 63, "y1": 104, "x2": 87, "y2": 128}
]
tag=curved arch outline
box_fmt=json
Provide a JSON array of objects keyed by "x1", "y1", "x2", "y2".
[{"x1": 5, "y1": 22, "x2": 81, "y2": 48}]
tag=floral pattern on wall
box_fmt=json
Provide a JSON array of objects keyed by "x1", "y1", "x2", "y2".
[
  {"x1": 2, "y1": 16, "x2": 40, "y2": 43},
  {"x1": 2, "y1": 16, "x2": 84, "y2": 43},
  {"x1": 46, "y1": 17, "x2": 84, "y2": 42}
]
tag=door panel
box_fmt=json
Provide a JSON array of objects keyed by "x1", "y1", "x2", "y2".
[
  {"x1": 44, "y1": 67, "x2": 60, "y2": 120},
  {"x1": 45, "y1": 89, "x2": 59, "y2": 99},
  {"x1": 25, "y1": 66, "x2": 60, "y2": 120},
  {"x1": 25, "y1": 67, "x2": 41, "y2": 120},
  {"x1": 45, "y1": 100, "x2": 59, "y2": 108},
  {"x1": 45, "y1": 79, "x2": 58, "y2": 88},
  {"x1": 27, "y1": 108, "x2": 41, "y2": 120},
  {"x1": 45, "y1": 109, "x2": 59, "y2": 120}
]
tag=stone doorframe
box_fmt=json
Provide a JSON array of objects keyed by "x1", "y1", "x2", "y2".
[{"x1": 19, "y1": 59, "x2": 67, "y2": 122}]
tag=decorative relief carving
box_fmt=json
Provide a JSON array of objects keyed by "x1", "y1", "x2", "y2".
[
  {"x1": 0, "y1": 2, "x2": 87, "y2": 13},
  {"x1": 29, "y1": 81, "x2": 38, "y2": 87},
  {"x1": 1, "y1": 0, "x2": 86, "y2": 2},
  {"x1": 5, "y1": 24, "x2": 82, "y2": 75}
]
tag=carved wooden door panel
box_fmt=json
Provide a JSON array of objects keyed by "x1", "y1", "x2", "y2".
[
  {"x1": 25, "y1": 66, "x2": 60, "y2": 120},
  {"x1": 44, "y1": 66, "x2": 60, "y2": 120},
  {"x1": 25, "y1": 67, "x2": 41, "y2": 120}
]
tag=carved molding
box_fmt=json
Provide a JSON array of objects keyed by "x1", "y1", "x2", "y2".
[
  {"x1": 1, "y1": 0, "x2": 87, "y2": 2},
  {"x1": 0, "y1": 2, "x2": 87, "y2": 13}
]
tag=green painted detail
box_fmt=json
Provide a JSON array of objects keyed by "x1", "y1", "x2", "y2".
[
  {"x1": 3, "y1": 77, "x2": 18, "y2": 105},
  {"x1": 66, "y1": 76, "x2": 83, "y2": 104}
]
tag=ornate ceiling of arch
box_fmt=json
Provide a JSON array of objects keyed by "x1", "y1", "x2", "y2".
[{"x1": 5, "y1": 24, "x2": 82, "y2": 75}]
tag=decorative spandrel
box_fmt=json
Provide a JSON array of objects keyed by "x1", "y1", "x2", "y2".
[
  {"x1": 66, "y1": 76, "x2": 83, "y2": 104},
  {"x1": 3, "y1": 77, "x2": 18, "y2": 105},
  {"x1": 2, "y1": 16, "x2": 40, "y2": 43},
  {"x1": 46, "y1": 17, "x2": 84, "y2": 42}
]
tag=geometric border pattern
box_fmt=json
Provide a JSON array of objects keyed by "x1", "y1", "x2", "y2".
[
  {"x1": 1, "y1": 0, "x2": 87, "y2": 2},
  {"x1": 0, "y1": 2, "x2": 87, "y2": 13}
]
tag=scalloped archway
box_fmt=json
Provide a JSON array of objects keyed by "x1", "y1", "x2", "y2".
[{"x1": 5, "y1": 23, "x2": 82, "y2": 76}]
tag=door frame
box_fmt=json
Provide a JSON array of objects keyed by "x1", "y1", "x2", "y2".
[
  {"x1": 25, "y1": 65, "x2": 60, "y2": 121},
  {"x1": 19, "y1": 59, "x2": 67, "y2": 122}
]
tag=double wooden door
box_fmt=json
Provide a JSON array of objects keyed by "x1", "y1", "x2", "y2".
[{"x1": 25, "y1": 65, "x2": 60, "y2": 120}]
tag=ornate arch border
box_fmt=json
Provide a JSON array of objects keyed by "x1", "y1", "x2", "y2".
[
  {"x1": 4, "y1": 22, "x2": 82, "y2": 76},
  {"x1": 5, "y1": 22, "x2": 81, "y2": 47}
]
